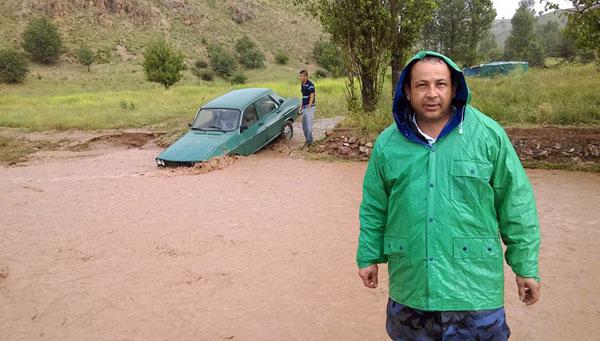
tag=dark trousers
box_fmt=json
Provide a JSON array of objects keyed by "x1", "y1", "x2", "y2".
[{"x1": 386, "y1": 298, "x2": 511, "y2": 341}]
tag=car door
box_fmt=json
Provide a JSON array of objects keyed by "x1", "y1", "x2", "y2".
[
  {"x1": 238, "y1": 103, "x2": 267, "y2": 155},
  {"x1": 255, "y1": 95, "x2": 282, "y2": 142}
]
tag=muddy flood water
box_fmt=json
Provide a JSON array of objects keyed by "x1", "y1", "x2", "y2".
[{"x1": 1, "y1": 145, "x2": 599, "y2": 340}]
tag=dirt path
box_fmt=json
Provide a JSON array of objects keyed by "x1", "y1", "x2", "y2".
[{"x1": 1, "y1": 143, "x2": 599, "y2": 340}]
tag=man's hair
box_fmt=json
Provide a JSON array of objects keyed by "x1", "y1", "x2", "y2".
[
  {"x1": 299, "y1": 69, "x2": 308, "y2": 77},
  {"x1": 404, "y1": 56, "x2": 455, "y2": 88}
]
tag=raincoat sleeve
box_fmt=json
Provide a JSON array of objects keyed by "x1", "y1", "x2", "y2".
[
  {"x1": 356, "y1": 138, "x2": 389, "y2": 268},
  {"x1": 491, "y1": 130, "x2": 541, "y2": 282}
]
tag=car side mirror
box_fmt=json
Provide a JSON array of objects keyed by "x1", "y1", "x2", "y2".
[
  {"x1": 187, "y1": 122, "x2": 192, "y2": 127},
  {"x1": 279, "y1": 99, "x2": 285, "y2": 104}
]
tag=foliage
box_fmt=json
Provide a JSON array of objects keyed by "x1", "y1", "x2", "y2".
[
  {"x1": 142, "y1": 39, "x2": 185, "y2": 89},
  {"x1": 478, "y1": 32, "x2": 502, "y2": 62},
  {"x1": 537, "y1": 20, "x2": 561, "y2": 57},
  {"x1": 300, "y1": 0, "x2": 392, "y2": 112},
  {"x1": 0, "y1": 48, "x2": 29, "y2": 83},
  {"x1": 504, "y1": 1, "x2": 546, "y2": 67},
  {"x1": 560, "y1": 1, "x2": 599, "y2": 66},
  {"x1": 387, "y1": 0, "x2": 436, "y2": 92},
  {"x1": 194, "y1": 59, "x2": 208, "y2": 69},
  {"x1": 314, "y1": 68, "x2": 329, "y2": 78},
  {"x1": 230, "y1": 72, "x2": 247, "y2": 84},
  {"x1": 22, "y1": 17, "x2": 63, "y2": 64},
  {"x1": 275, "y1": 51, "x2": 289, "y2": 65},
  {"x1": 234, "y1": 35, "x2": 265, "y2": 69},
  {"x1": 207, "y1": 44, "x2": 237, "y2": 78},
  {"x1": 312, "y1": 40, "x2": 343, "y2": 76},
  {"x1": 76, "y1": 45, "x2": 94, "y2": 72},
  {"x1": 422, "y1": 0, "x2": 496, "y2": 66}
]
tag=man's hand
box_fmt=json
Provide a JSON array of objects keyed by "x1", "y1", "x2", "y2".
[
  {"x1": 358, "y1": 264, "x2": 378, "y2": 289},
  {"x1": 516, "y1": 276, "x2": 541, "y2": 305}
]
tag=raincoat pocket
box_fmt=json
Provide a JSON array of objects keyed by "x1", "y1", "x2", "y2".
[
  {"x1": 453, "y1": 237, "x2": 503, "y2": 300},
  {"x1": 384, "y1": 236, "x2": 409, "y2": 257},
  {"x1": 450, "y1": 160, "x2": 493, "y2": 203}
]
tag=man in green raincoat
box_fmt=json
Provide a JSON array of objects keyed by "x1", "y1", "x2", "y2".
[{"x1": 356, "y1": 51, "x2": 541, "y2": 340}]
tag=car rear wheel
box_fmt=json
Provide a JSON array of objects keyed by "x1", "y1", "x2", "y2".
[{"x1": 280, "y1": 121, "x2": 293, "y2": 140}]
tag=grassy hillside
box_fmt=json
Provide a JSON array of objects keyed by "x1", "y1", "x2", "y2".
[{"x1": 0, "y1": 0, "x2": 322, "y2": 65}]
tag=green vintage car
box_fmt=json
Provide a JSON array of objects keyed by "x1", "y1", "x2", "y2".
[{"x1": 156, "y1": 88, "x2": 300, "y2": 167}]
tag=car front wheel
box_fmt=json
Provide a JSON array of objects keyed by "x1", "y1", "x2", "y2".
[{"x1": 280, "y1": 121, "x2": 293, "y2": 140}]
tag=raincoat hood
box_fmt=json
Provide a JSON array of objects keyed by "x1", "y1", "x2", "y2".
[{"x1": 392, "y1": 51, "x2": 471, "y2": 144}]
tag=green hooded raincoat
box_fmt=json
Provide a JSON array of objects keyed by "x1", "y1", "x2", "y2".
[{"x1": 356, "y1": 51, "x2": 540, "y2": 311}]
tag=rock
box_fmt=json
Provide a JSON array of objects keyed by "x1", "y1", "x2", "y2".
[
  {"x1": 316, "y1": 145, "x2": 327, "y2": 153},
  {"x1": 359, "y1": 138, "x2": 367, "y2": 146},
  {"x1": 365, "y1": 142, "x2": 373, "y2": 148},
  {"x1": 342, "y1": 136, "x2": 349, "y2": 143},
  {"x1": 342, "y1": 142, "x2": 350, "y2": 147},
  {"x1": 349, "y1": 137, "x2": 357, "y2": 144},
  {"x1": 325, "y1": 130, "x2": 334, "y2": 137},
  {"x1": 338, "y1": 146, "x2": 351, "y2": 155},
  {"x1": 231, "y1": 3, "x2": 255, "y2": 24},
  {"x1": 553, "y1": 143, "x2": 562, "y2": 150}
]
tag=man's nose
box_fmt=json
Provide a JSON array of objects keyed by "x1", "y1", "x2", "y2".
[{"x1": 425, "y1": 85, "x2": 437, "y2": 98}]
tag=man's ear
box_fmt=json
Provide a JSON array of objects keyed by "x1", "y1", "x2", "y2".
[{"x1": 404, "y1": 84, "x2": 411, "y2": 101}]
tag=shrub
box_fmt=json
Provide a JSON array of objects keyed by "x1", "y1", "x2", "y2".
[
  {"x1": 312, "y1": 40, "x2": 343, "y2": 76},
  {"x1": 275, "y1": 51, "x2": 289, "y2": 65},
  {"x1": 230, "y1": 72, "x2": 247, "y2": 84},
  {"x1": 0, "y1": 48, "x2": 29, "y2": 83},
  {"x1": 95, "y1": 46, "x2": 113, "y2": 64},
  {"x1": 192, "y1": 68, "x2": 214, "y2": 82},
  {"x1": 235, "y1": 35, "x2": 265, "y2": 69},
  {"x1": 142, "y1": 39, "x2": 185, "y2": 89},
  {"x1": 76, "y1": 45, "x2": 94, "y2": 72},
  {"x1": 315, "y1": 68, "x2": 329, "y2": 78},
  {"x1": 194, "y1": 59, "x2": 208, "y2": 69},
  {"x1": 208, "y1": 44, "x2": 237, "y2": 78},
  {"x1": 22, "y1": 17, "x2": 63, "y2": 64}
]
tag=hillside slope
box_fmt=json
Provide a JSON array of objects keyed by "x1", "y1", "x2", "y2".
[{"x1": 0, "y1": 0, "x2": 322, "y2": 64}]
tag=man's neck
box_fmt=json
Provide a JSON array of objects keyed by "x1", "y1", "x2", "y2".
[{"x1": 414, "y1": 111, "x2": 452, "y2": 139}]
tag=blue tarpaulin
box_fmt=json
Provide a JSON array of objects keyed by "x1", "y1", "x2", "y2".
[{"x1": 464, "y1": 61, "x2": 528, "y2": 77}]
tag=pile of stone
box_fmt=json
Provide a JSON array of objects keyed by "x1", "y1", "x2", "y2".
[{"x1": 314, "y1": 128, "x2": 373, "y2": 161}]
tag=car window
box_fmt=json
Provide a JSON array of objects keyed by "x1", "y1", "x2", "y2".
[
  {"x1": 255, "y1": 96, "x2": 278, "y2": 118},
  {"x1": 241, "y1": 104, "x2": 258, "y2": 128},
  {"x1": 270, "y1": 93, "x2": 284, "y2": 105},
  {"x1": 191, "y1": 108, "x2": 240, "y2": 131}
]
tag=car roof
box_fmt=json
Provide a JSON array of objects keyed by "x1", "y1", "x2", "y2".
[{"x1": 202, "y1": 88, "x2": 273, "y2": 111}]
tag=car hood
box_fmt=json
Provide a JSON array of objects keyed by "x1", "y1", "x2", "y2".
[{"x1": 156, "y1": 130, "x2": 233, "y2": 162}]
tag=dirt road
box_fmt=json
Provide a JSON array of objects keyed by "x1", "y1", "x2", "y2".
[{"x1": 1, "y1": 143, "x2": 599, "y2": 340}]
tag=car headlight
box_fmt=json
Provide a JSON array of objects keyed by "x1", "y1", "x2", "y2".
[{"x1": 156, "y1": 159, "x2": 164, "y2": 166}]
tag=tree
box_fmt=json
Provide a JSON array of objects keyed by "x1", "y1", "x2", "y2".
[
  {"x1": 142, "y1": 40, "x2": 185, "y2": 89},
  {"x1": 0, "y1": 48, "x2": 29, "y2": 83},
  {"x1": 298, "y1": 0, "x2": 392, "y2": 112},
  {"x1": 478, "y1": 32, "x2": 502, "y2": 61},
  {"x1": 547, "y1": 1, "x2": 599, "y2": 65},
  {"x1": 76, "y1": 45, "x2": 94, "y2": 72},
  {"x1": 422, "y1": 0, "x2": 495, "y2": 66},
  {"x1": 386, "y1": 0, "x2": 436, "y2": 95},
  {"x1": 312, "y1": 39, "x2": 344, "y2": 76},
  {"x1": 22, "y1": 17, "x2": 63, "y2": 64},
  {"x1": 537, "y1": 20, "x2": 561, "y2": 57},
  {"x1": 504, "y1": 0, "x2": 546, "y2": 67}
]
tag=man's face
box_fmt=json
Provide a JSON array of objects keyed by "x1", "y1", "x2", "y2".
[
  {"x1": 299, "y1": 73, "x2": 307, "y2": 83},
  {"x1": 404, "y1": 59, "x2": 455, "y2": 122}
]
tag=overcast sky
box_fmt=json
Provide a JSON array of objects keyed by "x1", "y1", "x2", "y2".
[{"x1": 492, "y1": 0, "x2": 572, "y2": 19}]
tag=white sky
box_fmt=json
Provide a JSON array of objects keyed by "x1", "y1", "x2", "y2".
[{"x1": 492, "y1": 0, "x2": 572, "y2": 19}]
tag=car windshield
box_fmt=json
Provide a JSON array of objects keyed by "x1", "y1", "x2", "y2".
[{"x1": 191, "y1": 108, "x2": 240, "y2": 132}]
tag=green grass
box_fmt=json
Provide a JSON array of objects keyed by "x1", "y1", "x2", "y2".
[{"x1": 0, "y1": 62, "x2": 598, "y2": 132}]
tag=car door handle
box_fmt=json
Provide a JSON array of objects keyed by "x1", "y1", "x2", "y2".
[{"x1": 258, "y1": 122, "x2": 264, "y2": 126}]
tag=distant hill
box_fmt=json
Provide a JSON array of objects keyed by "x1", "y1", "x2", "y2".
[
  {"x1": 491, "y1": 9, "x2": 568, "y2": 48},
  {"x1": 0, "y1": 0, "x2": 322, "y2": 65}
]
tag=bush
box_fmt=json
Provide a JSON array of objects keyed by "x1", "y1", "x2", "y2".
[
  {"x1": 230, "y1": 73, "x2": 247, "y2": 84},
  {"x1": 275, "y1": 51, "x2": 289, "y2": 65},
  {"x1": 315, "y1": 68, "x2": 329, "y2": 78},
  {"x1": 192, "y1": 68, "x2": 214, "y2": 82},
  {"x1": 208, "y1": 44, "x2": 237, "y2": 78},
  {"x1": 95, "y1": 46, "x2": 113, "y2": 64},
  {"x1": 0, "y1": 48, "x2": 29, "y2": 83},
  {"x1": 142, "y1": 39, "x2": 185, "y2": 89},
  {"x1": 235, "y1": 35, "x2": 265, "y2": 69},
  {"x1": 312, "y1": 40, "x2": 343, "y2": 76},
  {"x1": 22, "y1": 17, "x2": 63, "y2": 64},
  {"x1": 194, "y1": 59, "x2": 208, "y2": 69},
  {"x1": 76, "y1": 45, "x2": 94, "y2": 72}
]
